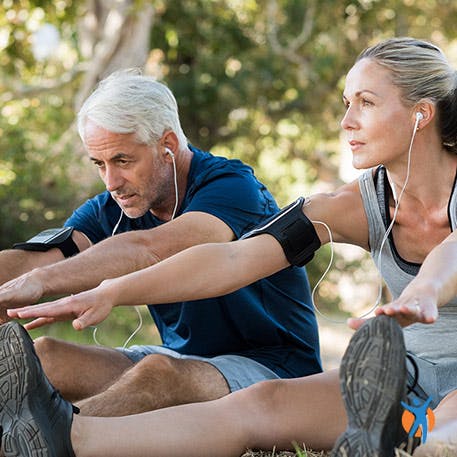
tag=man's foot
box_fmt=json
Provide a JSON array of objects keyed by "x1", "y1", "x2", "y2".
[
  {"x1": 331, "y1": 315, "x2": 409, "y2": 457},
  {"x1": 0, "y1": 321, "x2": 76, "y2": 457}
]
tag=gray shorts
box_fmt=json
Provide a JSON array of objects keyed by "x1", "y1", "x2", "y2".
[
  {"x1": 116, "y1": 344, "x2": 280, "y2": 392},
  {"x1": 407, "y1": 352, "x2": 457, "y2": 409}
]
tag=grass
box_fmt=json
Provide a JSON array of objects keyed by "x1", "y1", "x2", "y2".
[
  {"x1": 242, "y1": 447, "x2": 328, "y2": 457},
  {"x1": 241, "y1": 445, "x2": 417, "y2": 457}
]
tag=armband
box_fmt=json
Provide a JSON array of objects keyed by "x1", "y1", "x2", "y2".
[
  {"x1": 241, "y1": 197, "x2": 321, "y2": 266},
  {"x1": 13, "y1": 227, "x2": 80, "y2": 258}
]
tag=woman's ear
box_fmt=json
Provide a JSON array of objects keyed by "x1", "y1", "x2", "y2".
[{"x1": 414, "y1": 100, "x2": 435, "y2": 129}]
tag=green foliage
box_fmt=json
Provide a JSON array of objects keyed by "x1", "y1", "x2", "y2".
[
  {"x1": 2, "y1": 0, "x2": 457, "y2": 338},
  {"x1": 28, "y1": 306, "x2": 162, "y2": 347}
]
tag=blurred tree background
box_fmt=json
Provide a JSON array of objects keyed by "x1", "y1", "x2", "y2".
[{"x1": 1, "y1": 0, "x2": 457, "y2": 344}]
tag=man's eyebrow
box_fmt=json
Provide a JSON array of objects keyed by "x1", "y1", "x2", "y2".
[{"x1": 89, "y1": 152, "x2": 131, "y2": 162}]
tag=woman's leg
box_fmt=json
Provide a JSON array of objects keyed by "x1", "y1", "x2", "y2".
[
  {"x1": 72, "y1": 369, "x2": 346, "y2": 457},
  {"x1": 413, "y1": 390, "x2": 457, "y2": 457}
]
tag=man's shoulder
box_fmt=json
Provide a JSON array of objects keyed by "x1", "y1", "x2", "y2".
[
  {"x1": 81, "y1": 191, "x2": 116, "y2": 212},
  {"x1": 189, "y1": 145, "x2": 254, "y2": 178}
]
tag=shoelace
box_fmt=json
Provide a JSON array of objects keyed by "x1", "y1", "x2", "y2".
[
  {"x1": 51, "y1": 389, "x2": 80, "y2": 414},
  {"x1": 406, "y1": 354, "x2": 420, "y2": 396}
]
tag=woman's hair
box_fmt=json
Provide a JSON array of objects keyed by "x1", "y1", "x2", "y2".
[
  {"x1": 77, "y1": 69, "x2": 188, "y2": 149},
  {"x1": 358, "y1": 37, "x2": 457, "y2": 153}
]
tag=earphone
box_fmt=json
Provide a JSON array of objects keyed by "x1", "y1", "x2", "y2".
[
  {"x1": 312, "y1": 109, "x2": 423, "y2": 324},
  {"x1": 165, "y1": 147, "x2": 179, "y2": 220},
  {"x1": 92, "y1": 145, "x2": 179, "y2": 347}
]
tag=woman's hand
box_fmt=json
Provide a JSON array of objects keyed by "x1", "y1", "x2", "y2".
[
  {"x1": 7, "y1": 279, "x2": 117, "y2": 331},
  {"x1": 348, "y1": 286, "x2": 439, "y2": 330}
]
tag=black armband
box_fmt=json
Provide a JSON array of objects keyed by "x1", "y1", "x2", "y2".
[
  {"x1": 241, "y1": 197, "x2": 321, "y2": 266},
  {"x1": 13, "y1": 227, "x2": 80, "y2": 258}
]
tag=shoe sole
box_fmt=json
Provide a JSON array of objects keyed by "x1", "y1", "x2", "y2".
[
  {"x1": 0, "y1": 322, "x2": 50, "y2": 457},
  {"x1": 331, "y1": 316, "x2": 406, "y2": 457}
]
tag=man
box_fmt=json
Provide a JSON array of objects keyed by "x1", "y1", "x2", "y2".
[{"x1": 0, "y1": 69, "x2": 321, "y2": 417}]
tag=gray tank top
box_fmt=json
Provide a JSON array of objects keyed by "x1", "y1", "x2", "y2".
[{"x1": 359, "y1": 166, "x2": 457, "y2": 364}]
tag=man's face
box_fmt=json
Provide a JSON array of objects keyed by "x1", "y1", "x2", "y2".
[{"x1": 84, "y1": 120, "x2": 172, "y2": 218}]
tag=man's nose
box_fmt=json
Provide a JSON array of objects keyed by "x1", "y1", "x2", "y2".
[{"x1": 104, "y1": 167, "x2": 124, "y2": 192}]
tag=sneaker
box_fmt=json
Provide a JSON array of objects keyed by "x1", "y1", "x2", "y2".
[
  {"x1": 331, "y1": 315, "x2": 410, "y2": 457},
  {"x1": 0, "y1": 321, "x2": 77, "y2": 457}
]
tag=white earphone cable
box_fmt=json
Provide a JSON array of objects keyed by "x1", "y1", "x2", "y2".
[
  {"x1": 92, "y1": 153, "x2": 179, "y2": 347},
  {"x1": 310, "y1": 113, "x2": 421, "y2": 323}
]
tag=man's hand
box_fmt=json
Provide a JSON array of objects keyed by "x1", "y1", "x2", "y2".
[
  {"x1": 0, "y1": 271, "x2": 45, "y2": 323},
  {"x1": 7, "y1": 280, "x2": 116, "y2": 331}
]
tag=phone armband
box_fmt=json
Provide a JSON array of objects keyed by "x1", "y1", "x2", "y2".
[
  {"x1": 13, "y1": 227, "x2": 80, "y2": 258},
  {"x1": 241, "y1": 197, "x2": 321, "y2": 266}
]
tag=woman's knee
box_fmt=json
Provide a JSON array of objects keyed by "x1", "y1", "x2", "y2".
[{"x1": 232, "y1": 379, "x2": 288, "y2": 416}]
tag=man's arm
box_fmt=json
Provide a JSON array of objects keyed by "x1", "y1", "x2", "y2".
[
  {"x1": 0, "y1": 230, "x2": 91, "y2": 322},
  {"x1": 0, "y1": 230, "x2": 91, "y2": 285},
  {"x1": 9, "y1": 233, "x2": 290, "y2": 330},
  {"x1": 0, "y1": 212, "x2": 234, "y2": 309}
]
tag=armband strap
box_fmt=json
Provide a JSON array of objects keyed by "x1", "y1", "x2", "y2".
[
  {"x1": 13, "y1": 227, "x2": 80, "y2": 258},
  {"x1": 241, "y1": 197, "x2": 321, "y2": 266}
]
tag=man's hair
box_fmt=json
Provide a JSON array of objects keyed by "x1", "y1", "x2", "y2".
[{"x1": 77, "y1": 69, "x2": 188, "y2": 149}]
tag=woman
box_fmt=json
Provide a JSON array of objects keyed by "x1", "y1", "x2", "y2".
[{"x1": 3, "y1": 37, "x2": 457, "y2": 457}]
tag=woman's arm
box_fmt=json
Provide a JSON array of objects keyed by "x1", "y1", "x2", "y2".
[
  {"x1": 9, "y1": 183, "x2": 367, "y2": 331},
  {"x1": 350, "y1": 230, "x2": 457, "y2": 328},
  {"x1": 8, "y1": 234, "x2": 289, "y2": 330}
]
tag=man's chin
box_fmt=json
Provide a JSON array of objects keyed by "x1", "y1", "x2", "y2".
[{"x1": 119, "y1": 205, "x2": 149, "y2": 219}]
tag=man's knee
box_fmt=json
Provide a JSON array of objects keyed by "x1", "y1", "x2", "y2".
[
  {"x1": 124, "y1": 354, "x2": 180, "y2": 385},
  {"x1": 123, "y1": 354, "x2": 229, "y2": 402},
  {"x1": 34, "y1": 336, "x2": 63, "y2": 367}
]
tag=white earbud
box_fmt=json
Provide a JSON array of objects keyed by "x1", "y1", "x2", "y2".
[
  {"x1": 416, "y1": 112, "x2": 424, "y2": 121},
  {"x1": 165, "y1": 147, "x2": 174, "y2": 158}
]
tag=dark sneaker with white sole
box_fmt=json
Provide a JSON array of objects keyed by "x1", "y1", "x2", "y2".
[
  {"x1": 0, "y1": 321, "x2": 77, "y2": 457},
  {"x1": 331, "y1": 315, "x2": 415, "y2": 457}
]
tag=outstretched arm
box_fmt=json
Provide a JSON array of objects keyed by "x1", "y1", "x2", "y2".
[
  {"x1": 0, "y1": 212, "x2": 234, "y2": 310},
  {"x1": 9, "y1": 234, "x2": 289, "y2": 330},
  {"x1": 350, "y1": 230, "x2": 457, "y2": 329},
  {"x1": 9, "y1": 182, "x2": 368, "y2": 331}
]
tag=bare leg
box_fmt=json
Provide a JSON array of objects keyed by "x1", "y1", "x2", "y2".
[
  {"x1": 77, "y1": 354, "x2": 230, "y2": 416},
  {"x1": 34, "y1": 336, "x2": 134, "y2": 401},
  {"x1": 413, "y1": 390, "x2": 457, "y2": 457},
  {"x1": 36, "y1": 337, "x2": 230, "y2": 417},
  {"x1": 71, "y1": 369, "x2": 346, "y2": 457}
]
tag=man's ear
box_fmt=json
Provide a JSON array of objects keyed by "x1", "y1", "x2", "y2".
[{"x1": 160, "y1": 131, "x2": 179, "y2": 158}]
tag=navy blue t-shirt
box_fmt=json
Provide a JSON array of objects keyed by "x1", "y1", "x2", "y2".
[{"x1": 65, "y1": 146, "x2": 321, "y2": 378}]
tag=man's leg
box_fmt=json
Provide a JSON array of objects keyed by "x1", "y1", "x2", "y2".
[
  {"x1": 34, "y1": 336, "x2": 134, "y2": 402},
  {"x1": 76, "y1": 353, "x2": 230, "y2": 416},
  {"x1": 35, "y1": 337, "x2": 231, "y2": 416},
  {"x1": 413, "y1": 390, "x2": 457, "y2": 457}
]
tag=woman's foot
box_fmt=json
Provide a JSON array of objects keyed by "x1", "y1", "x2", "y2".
[{"x1": 331, "y1": 315, "x2": 410, "y2": 457}]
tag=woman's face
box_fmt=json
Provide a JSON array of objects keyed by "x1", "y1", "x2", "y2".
[{"x1": 341, "y1": 58, "x2": 415, "y2": 170}]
